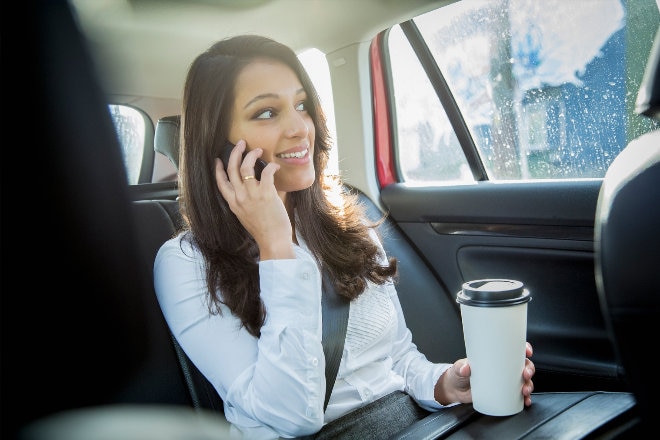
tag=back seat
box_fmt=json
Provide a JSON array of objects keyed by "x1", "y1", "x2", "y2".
[{"x1": 130, "y1": 198, "x2": 224, "y2": 411}]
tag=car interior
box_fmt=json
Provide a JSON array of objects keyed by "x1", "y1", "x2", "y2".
[{"x1": 6, "y1": 1, "x2": 659, "y2": 439}]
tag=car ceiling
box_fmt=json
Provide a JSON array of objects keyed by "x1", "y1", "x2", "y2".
[{"x1": 70, "y1": 0, "x2": 452, "y2": 100}]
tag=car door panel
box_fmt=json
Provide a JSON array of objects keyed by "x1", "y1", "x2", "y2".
[{"x1": 379, "y1": 179, "x2": 624, "y2": 392}]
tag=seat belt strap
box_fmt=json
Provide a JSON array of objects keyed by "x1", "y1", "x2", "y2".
[{"x1": 321, "y1": 268, "x2": 350, "y2": 412}]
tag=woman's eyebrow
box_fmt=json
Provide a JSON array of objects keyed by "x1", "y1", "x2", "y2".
[
  {"x1": 243, "y1": 88, "x2": 307, "y2": 109},
  {"x1": 244, "y1": 93, "x2": 277, "y2": 109}
]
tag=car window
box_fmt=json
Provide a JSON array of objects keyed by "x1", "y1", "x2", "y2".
[
  {"x1": 389, "y1": 0, "x2": 660, "y2": 183},
  {"x1": 109, "y1": 104, "x2": 147, "y2": 185},
  {"x1": 298, "y1": 48, "x2": 339, "y2": 176},
  {"x1": 110, "y1": 48, "x2": 336, "y2": 184}
]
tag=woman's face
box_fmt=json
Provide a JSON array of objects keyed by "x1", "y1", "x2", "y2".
[{"x1": 229, "y1": 58, "x2": 316, "y2": 194}]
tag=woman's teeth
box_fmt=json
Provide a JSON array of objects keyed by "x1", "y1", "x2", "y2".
[{"x1": 277, "y1": 149, "x2": 308, "y2": 159}]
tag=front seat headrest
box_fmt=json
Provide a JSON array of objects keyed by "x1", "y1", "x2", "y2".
[{"x1": 154, "y1": 115, "x2": 181, "y2": 170}]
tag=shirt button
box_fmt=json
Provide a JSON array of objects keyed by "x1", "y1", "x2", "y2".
[
  {"x1": 364, "y1": 389, "x2": 372, "y2": 399},
  {"x1": 306, "y1": 406, "x2": 317, "y2": 417},
  {"x1": 302, "y1": 272, "x2": 309, "y2": 280},
  {"x1": 311, "y1": 357, "x2": 319, "y2": 366}
]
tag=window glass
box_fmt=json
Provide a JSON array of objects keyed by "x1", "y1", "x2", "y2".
[
  {"x1": 299, "y1": 48, "x2": 338, "y2": 176},
  {"x1": 388, "y1": 26, "x2": 472, "y2": 183},
  {"x1": 389, "y1": 0, "x2": 659, "y2": 182},
  {"x1": 109, "y1": 104, "x2": 146, "y2": 185}
]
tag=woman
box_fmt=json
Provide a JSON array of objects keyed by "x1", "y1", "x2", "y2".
[{"x1": 154, "y1": 35, "x2": 535, "y2": 439}]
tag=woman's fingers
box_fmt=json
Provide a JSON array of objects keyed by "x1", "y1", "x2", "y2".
[
  {"x1": 239, "y1": 147, "x2": 264, "y2": 182},
  {"x1": 217, "y1": 140, "x2": 242, "y2": 185},
  {"x1": 522, "y1": 356, "x2": 535, "y2": 406},
  {"x1": 456, "y1": 359, "x2": 470, "y2": 377},
  {"x1": 217, "y1": 141, "x2": 264, "y2": 192},
  {"x1": 215, "y1": 157, "x2": 232, "y2": 198},
  {"x1": 225, "y1": 141, "x2": 276, "y2": 187}
]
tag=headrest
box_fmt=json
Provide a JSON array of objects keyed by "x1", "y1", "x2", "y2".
[
  {"x1": 154, "y1": 115, "x2": 181, "y2": 170},
  {"x1": 636, "y1": 27, "x2": 660, "y2": 120}
]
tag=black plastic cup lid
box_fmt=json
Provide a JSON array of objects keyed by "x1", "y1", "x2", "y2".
[{"x1": 456, "y1": 279, "x2": 531, "y2": 307}]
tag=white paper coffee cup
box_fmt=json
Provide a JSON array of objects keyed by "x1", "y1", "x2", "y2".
[{"x1": 456, "y1": 279, "x2": 531, "y2": 416}]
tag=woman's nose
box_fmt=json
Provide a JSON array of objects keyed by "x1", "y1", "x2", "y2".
[{"x1": 285, "y1": 110, "x2": 310, "y2": 138}]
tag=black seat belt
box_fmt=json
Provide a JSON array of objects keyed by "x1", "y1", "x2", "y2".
[{"x1": 320, "y1": 268, "x2": 350, "y2": 412}]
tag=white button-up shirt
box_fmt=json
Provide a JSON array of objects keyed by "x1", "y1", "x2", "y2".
[{"x1": 154, "y1": 228, "x2": 451, "y2": 439}]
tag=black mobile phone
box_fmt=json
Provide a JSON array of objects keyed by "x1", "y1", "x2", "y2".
[{"x1": 219, "y1": 141, "x2": 267, "y2": 181}]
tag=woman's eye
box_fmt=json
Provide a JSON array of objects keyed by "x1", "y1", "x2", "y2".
[
  {"x1": 255, "y1": 109, "x2": 276, "y2": 119},
  {"x1": 296, "y1": 101, "x2": 308, "y2": 112}
]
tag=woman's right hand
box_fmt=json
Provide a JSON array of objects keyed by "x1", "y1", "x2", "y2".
[
  {"x1": 434, "y1": 359, "x2": 472, "y2": 406},
  {"x1": 215, "y1": 140, "x2": 295, "y2": 260},
  {"x1": 434, "y1": 342, "x2": 535, "y2": 406}
]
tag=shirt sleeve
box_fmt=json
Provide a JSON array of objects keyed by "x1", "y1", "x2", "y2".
[
  {"x1": 153, "y1": 235, "x2": 326, "y2": 438},
  {"x1": 388, "y1": 286, "x2": 452, "y2": 411},
  {"x1": 368, "y1": 228, "x2": 453, "y2": 412}
]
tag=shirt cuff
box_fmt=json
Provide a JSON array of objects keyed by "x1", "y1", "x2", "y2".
[{"x1": 258, "y1": 257, "x2": 322, "y2": 328}]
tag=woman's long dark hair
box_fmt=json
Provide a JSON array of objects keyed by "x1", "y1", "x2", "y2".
[{"x1": 179, "y1": 35, "x2": 396, "y2": 337}]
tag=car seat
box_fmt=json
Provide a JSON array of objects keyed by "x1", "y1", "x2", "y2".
[
  {"x1": 11, "y1": 2, "x2": 231, "y2": 438},
  {"x1": 594, "y1": 25, "x2": 660, "y2": 434},
  {"x1": 154, "y1": 114, "x2": 182, "y2": 170}
]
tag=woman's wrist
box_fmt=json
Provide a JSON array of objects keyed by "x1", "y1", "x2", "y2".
[{"x1": 259, "y1": 241, "x2": 296, "y2": 260}]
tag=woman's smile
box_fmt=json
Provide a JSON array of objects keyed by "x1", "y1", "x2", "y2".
[{"x1": 276, "y1": 147, "x2": 309, "y2": 160}]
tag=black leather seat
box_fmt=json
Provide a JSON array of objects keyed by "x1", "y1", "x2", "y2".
[
  {"x1": 594, "y1": 26, "x2": 660, "y2": 433},
  {"x1": 138, "y1": 117, "x2": 225, "y2": 412}
]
